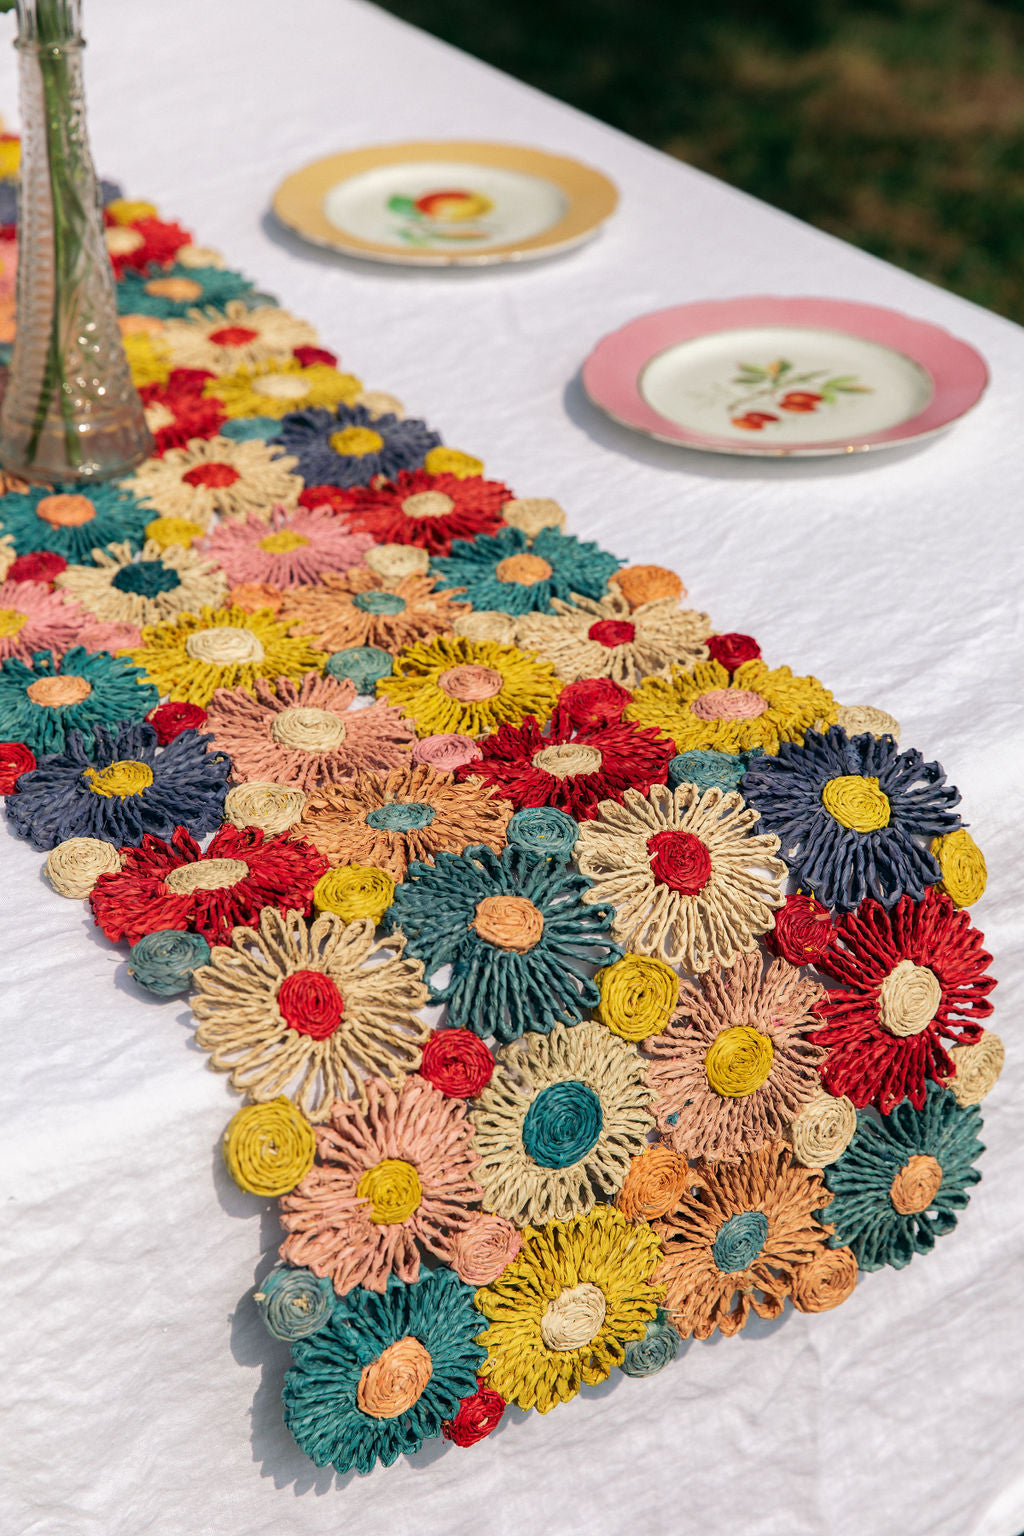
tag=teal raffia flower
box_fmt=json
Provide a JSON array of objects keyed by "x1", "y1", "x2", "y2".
[
  {"x1": 430, "y1": 525, "x2": 622, "y2": 616},
  {"x1": 116, "y1": 264, "x2": 269, "y2": 319},
  {"x1": 0, "y1": 647, "x2": 157, "y2": 753},
  {"x1": 0, "y1": 481, "x2": 151, "y2": 562}
]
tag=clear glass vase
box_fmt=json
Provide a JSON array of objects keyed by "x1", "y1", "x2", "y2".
[{"x1": 0, "y1": 0, "x2": 151, "y2": 484}]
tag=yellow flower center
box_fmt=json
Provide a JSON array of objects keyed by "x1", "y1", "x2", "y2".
[
  {"x1": 105, "y1": 225, "x2": 145, "y2": 256},
  {"x1": 83, "y1": 760, "x2": 155, "y2": 798},
  {"x1": 146, "y1": 516, "x2": 204, "y2": 549},
  {"x1": 329, "y1": 426, "x2": 384, "y2": 458},
  {"x1": 821, "y1": 774, "x2": 891, "y2": 832},
  {"x1": 0, "y1": 607, "x2": 27, "y2": 638},
  {"x1": 356, "y1": 1158, "x2": 422, "y2": 1224},
  {"x1": 705, "y1": 1026, "x2": 775, "y2": 1097},
  {"x1": 259, "y1": 528, "x2": 310, "y2": 554},
  {"x1": 314, "y1": 864, "x2": 396, "y2": 925}
]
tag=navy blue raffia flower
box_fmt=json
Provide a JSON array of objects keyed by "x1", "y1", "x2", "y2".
[
  {"x1": 283, "y1": 1268, "x2": 485, "y2": 1475},
  {"x1": 387, "y1": 842, "x2": 621, "y2": 1043},
  {"x1": 740, "y1": 726, "x2": 961, "y2": 911},
  {"x1": 115, "y1": 263, "x2": 269, "y2": 319},
  {"x1": 6, "y1": 720, "x2": 229, "y2": 850},
  {"x1": 823, "y1": 1084, "x2": 983, "y2": 1272},
  {"x1": 272, "y1": 402, "x2": 441, "y2": 489},
  {"x1": 0, "y1": 647, "x2": 158, "y2": 755},
  {"x1": 429, "y1": 526, "x2": 622, "y2": 616},
  {"x1": 0, "y1": 481, "x2": 151, "y2": 562}
]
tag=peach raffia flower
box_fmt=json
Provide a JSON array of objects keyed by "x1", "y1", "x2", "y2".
[
  {"x1": 54, "y1": 539, "x2": 228, "y2": 628},
  {"x1": 279, "y1": 567, "x2": 469, "y2": 656},
  {"x1": 204, "y1": 671, "x2": 415, "y2": 793},
  {"x1": 516, "y1": 590, "x2": 711, "y2": 688},
  {"x1": 123, "y1": 435, "x2": 301, "y2": 526},
  {"x1": 278, "y1": 1075, "x2": 483, "y2": 1294},
  {"x1": 203, "y1": 505, "x2": 374, "y2": 589},
  {"x1": 626, "y1": 657, "x2": 837, "y2": 755},
  {"x1": 129, "y1": 604, "x2": 327, "y2": 707}
]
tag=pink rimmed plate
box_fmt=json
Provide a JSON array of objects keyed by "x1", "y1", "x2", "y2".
[{"x1": 580, "y1": 297, "x2": 989, "y2": 457}]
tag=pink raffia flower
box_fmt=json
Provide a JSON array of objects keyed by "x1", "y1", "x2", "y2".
[
  {"x1": 278, "y1": 1076, "x2": 483, "y2": 1295},
  {"x1": 0, "y1": 579, "x2": 90, "y2": 661},
  {"x1": 203, "y1": 504, "x2": 375, "y2": 589},
  {"x1": 78, "y1": 620, "x2": 144, "y2": 654},
  {"x1": 205, "y1": 670, "x2": 416, "y2": 792}
]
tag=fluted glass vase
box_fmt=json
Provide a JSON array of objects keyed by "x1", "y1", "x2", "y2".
[{"x1": 0, "y1": 0, "x2": 151, "y2": 483}]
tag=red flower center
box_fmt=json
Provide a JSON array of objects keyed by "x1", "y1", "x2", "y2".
[
  {"x1": 420, "y1": 1030, "x2": 495, "y2": 1097},
  {"x1": 7, "y1": 550, "x2": 67, "y2": 584},
  {"x1": 647, "y1": 830, "x2": 712, "y2": 893},
  {"x1": 277, "y1": 969, "x2": 345, "y2": 1039},
  {"x1": 207, "y1": 325, "x2": 260, "y2": 347},
  {"x1": 587, "y1": 618, "x2": 636, "y2": 648},
  {"x1": 182, "y1": 462, "x2": 241, "y2": 489}
]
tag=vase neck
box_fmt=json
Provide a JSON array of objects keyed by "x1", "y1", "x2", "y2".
[{"x1": 15, "y1": 0, "x2": 83, "y2": 47}]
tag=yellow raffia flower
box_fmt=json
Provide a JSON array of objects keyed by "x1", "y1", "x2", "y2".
[
  {"x1": 122, "y1": 330, "x2": 172, "y2": 388},
  {"x1": 129, "y1": 604, "x2": 327, "y2": 707},
  {"x1": 203, "y1": 358, "x2": 363, "y2": 420},
  {"x1": 314, "y1": 865, "x2": 396, "y2": 925},
  {"x1": 106, "y1": 198, "x2": 158, "y2": 225},
  {"x1": 932, "y1": 829, "x2": 987, "y2": 908},
  {"x1": 145, "y1": 515, "x2": 208, "y2": 549},
  {"x1": 377, "y1": 634, "x2": 562, "y2": 739},
  {"x1": 626, "y1": 657, "x2": 837, "y2": 755},
  {"x1": 222, "y1": 1098, "x2": 316, "y2": 1196},
  {"x1": 474, "y1": 1206, "x2": 664, "y2": 1413},
  {"x1": 424, "y1": 446, "x2": 484, "y2": 479},
  {"x1": 161, "y1": 301, "x2": 320, "y2": 372},
  {"x1": 0, "y1": 136, "x2": 21, "y2": 180}
]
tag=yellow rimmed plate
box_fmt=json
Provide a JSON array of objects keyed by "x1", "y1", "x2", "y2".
[{"x1": 272, "y1": 141, "x2": 619, "y2": 267}]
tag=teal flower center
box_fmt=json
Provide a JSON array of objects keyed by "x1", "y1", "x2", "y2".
[
  {"x1": 711, "y1": 1210, "x2": 769, "y2": 1273},
  {"x1": 111, "y1": 561, "x2": 181, "y2": 596},
  {"x1": 365, "y1": 800, "x2": 436, "y2": 832},
  {"x1": 521, "y1": 1081, "x2": 603, "y2": 1169},
  {"x1": 352, "y1": 590, "x2": 407, "y2": 616}
]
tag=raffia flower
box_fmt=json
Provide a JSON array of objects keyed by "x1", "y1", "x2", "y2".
[
  {"x1": 653, "y1": 1141, "x2": 834, "y2": 1339},
  {"x1": 575, "y1": 783, "x2": 787, "y2": 971},
  {"x1": 0, "y1": 578, "x2": 91, "y2": 661},
  {"x1": 944, "y1": 1030, "x2": 1004, "y2": 1107},
  {"x1": 516, "y1": 590, "x2": 711, "y2": 687},
  {"x1": 129, "y1": 605, "x2": 327, "y2": 707},
  {"x1": 617, "y1": 1146, "x2": 693, "y2": 1222},
  {"x1": 190, "y1": 906, "x2": 429, "y2": 1119},
  {"x1": 644, "y1": 951, "x2": 827, "y2": 1164},
  {"x1": 202, "y1": 505, "x2": 374, "y2": 589},
  {"x1": 137, "y1": 370, "x2": 227, "y2": 455},
  {"x1": 294, "y1": 761, "x2": 511, "y2": 880},
  {"x1": 324, "y1": 468, "x2": 511, "y2": 554},
  {"x1": 204, "y1": 358, "x2": 362, "y2": 420},
  {"x1": 55, "y1": 539, "x2": 227, "y2": 628},
  {"x1": 205, "y1": 671, "x2": 415, "y2": 792},
  {"x1": 274, "y1": 403, "x2": 440, "y2": 489},
  {"x1": 0, "y1": 481, "x2": 151, "y2": 562},
  {"x1": 278, "y1": 568, "x2": 469, "y2": 655},
  {"x1": 474, "y1": 1205, "x2": 664, "y2": 1413},
  {"x1": 161, "y1": 301, "x2": 320, "y2": 373},
  {"x1": 470, "y1": 1021, "x2": 654, "y2": 1227},
  {"x1": 124, "y1": 436, "x2": 300, "y2": 525},
  {"x1": 626, "y1": 657, "x2": 837, "y2": 754},
  {"x1": 430, "y1": 526, "x2": 621, "y2": 616},
  {"x1": 378, "y1": 635, "x2": 562, "y2": 739},
  {"x1": 0, "y1": 646, "x2": 157, "y2": 754},
  {"x1": 450, "y1": 1214, "x2": 523, "y2": 1286},
  {"x1": 116, "y1": 261, "x2": 263, "y2": 319},
  {"x1": 278, "y1": 1076, "x2": 482, "y2": 1292}
]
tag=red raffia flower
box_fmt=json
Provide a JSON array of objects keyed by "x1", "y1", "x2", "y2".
[
  {"x1": 706, "y1": 633, "x2": 761, "y2": 673},
  {"x1": 815, "y1": 889, "x2": 996, "y2": 1113},
  {"x1": 420, "y1": 1029, "x2": 495, "y2": 1097},
  {"x1": 557, "y1": 676, "x2": 631, "y2": 730},
  {"x1": 89, "y1": 823, "x2": 328, "y2": 946},
  {"x1": 0, "y1": 739, "x2": 35, "y2": 792},
  {"x1": 293, "y1": 344, "x2": 338, "y2": 369},
  {"x1": 442, "y1": 1380, "x2": 507, "y2": 1446},
  {"x1": 138, "y1": 369, "x2": 225, "y2": 455},
  {"x1": 147, "y1": 700, "x2": 208, "y2": 746},
  {"x1": 107, "y1": 215, "x2": 191, "y2": 275},
  {"x1": 319, "y1": 469, "x2": 512, "y2": 555},
  {"x1": 766, "y1": 893, "x2": 836, "y2": 966},
  {"x1": 460, "y1": 703, "x2": 673, "y2": 820},
  {"x1": 8, "y1": 550, "x2": 67, "y2": 586}
]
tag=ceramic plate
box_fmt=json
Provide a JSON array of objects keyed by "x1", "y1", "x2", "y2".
[
  {"x1": 581, "y1": 297, "x2": 989, "y2": 457},
  {"x1": 273, "y1": 141, "x2": 619, "y2": 267}
]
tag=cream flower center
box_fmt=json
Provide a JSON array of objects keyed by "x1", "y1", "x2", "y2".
[
  {"x1": 878, "y1": 960, "x2": 942, "y2": 1037},
  {"x1": 401, "y1": 491, "x2": 454, "y2": 520},
  {"x1": 540, "y1": 1282, "x2": 607, "y2": 1350},
  {"x1": 144, "y1": 401, "x2": 176, "y2": 433},
  {"x1": 252, "y1": 372, "x2": 312, "y2": 401},
  {"x1": 270, "y1": 706, "x2": 347, "y2": 752},
  {"x1": 165, "y1": 857, "x2": 248, "y2": 894},
  {"x1": 185, "y1": 626, "x2": 266, "y2": 665},
  {"x1": 531, "y1": 743, "x2": 603, "y2": 778}
]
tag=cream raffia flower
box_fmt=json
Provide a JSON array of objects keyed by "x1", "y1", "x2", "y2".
[
  {"x1": 470, "y1": 1021, "x2": 654, "y2": 1227},
  {"x1": 644, "y1": 951, "x2": 827, "y2": 1164},
  {"x1": 129, "y1": 604, "x2": 327, "y2": 706},
  {"x1": 279, "y1": 568, "x2": 469, "y2": 655},
  {"x1": 54, "y1": 538, "x2": 227, "y2": 627},
  {"x1": 575, "y1": 783, "x2": 787, "y2": 971},
  {"x1": 161, "y1": 301, "x2": 320, "y2": 373},
  {"x1": 190, "y1": 907, "x2": 430, "y2": 1120},
  {"x1": 124, "y1": 435, "x2": 300, "y2": 525},
  {"x1": 516, "y1": 590, "x2": 711, "y2": 687},
  {"x1": 204, "y1": 358, "x2": 362, "y2": 420},
  {"x1": 626, "y1": 657, "x2": 837, "y2": 755}
]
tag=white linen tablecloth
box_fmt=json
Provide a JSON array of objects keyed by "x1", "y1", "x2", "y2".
[{"x1": 2, "y1": 2, "x2": 1022, "y2": 1533}]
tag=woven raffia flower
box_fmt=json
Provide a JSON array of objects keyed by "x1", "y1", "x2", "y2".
[
  {"x1": 202, "y1": 506, "x2": 374, "y2": 589},
  {"x1": 740, "y1": 726, "x2": 962, "y2": 911},
  {"x1": 442, "y1": 1378, "x2": 507, "y2": 1447},
  {"x1": 0, "y1": 647, "x2": 157, "y2": 754},
  {"x1": 295, "y1": 762, "x2": 511, "y2": 880},
  {"x1": 116, "y1": 262, "x2": 263, "y2": 319},
  {"x1": 190, "y1": 907, "x2": 429, "y2": 1119},
  {"x1": 516, "y1": 590, "x2": 711, "y2": 687},
  {"x1": 626, "y1": 657, "x2": 837, "y2": 755},
  {"x1": 813, "y1": 890, "x2": 995, "y2": 1114},
  {"x1": 124, "y1": 436, "x2": 300, "y2": 526},
  {"x1": 6, "y1": 720, "x2": 229, "y2": 850},
  {"x1": 377, "y1": 635, "x2": 562, "y2": 739},
  {"x1": 55, "y1": 539, "x2": 227, "y2": 628},
  {"x1": 824, "y1": 1084, "x2": 984, "y2": 1271},
  {"x1": 129, "y1": 605, "x2": 327, "y2": 707},
  {"x1": 459, "y1": 704, "x2": 673, "y2": 821},
  {"x1": 278, "y1": 1076, "x2": 482, "y2": 1292},
  {"x1": 387, "y1": 844, "x2": 620, "y2": 1041},
  {"x1": 0, "y1": 579, "x2": 91, "y2": 661},
  {"x1": 474, "y1": 1205, "x2": 663, "y2": 1413},
  {"x1": 204, "y1": 358, "x2": 362, "y2": 420},
  {"x1": 138, "y1": 370, "x2": 226, "y2": 454},
  {"x1": 321, "y1": 468, "x2": 510, "y2": 554},
  {"x1": 0, "y1": 482, "x2": 151, "y2": 561},
  {"x1": 273, "y1": 403, "x2": 441, "y2": 489},
  {"x1": 430, "y1": 526, "x2": 621, "y2": 616},
  {"x1": 106, "y1": 213, "x2": 191, "y2": 275},
  {"x1": 470, "y1": 1021, "x2": 654, "y2": 1226},
  {"x1": 90, "y1": 823, "x2": 328, "y2": 945},
  {"x1": 644, "y1": 951, "x2": 827, "y2": 1163},
  {"x1": 278, "y1": 568, "x2": 469, "y2": 656},
  {"x1": 653, "y1": 1141, "x2": 834, "y2": 1339},
  {"x1": 575, "y1": 783, "x2": 786, "y2": 971},
  {"x1": 161, "y1": 301, "x2": 320, "y2": 373},
  {"x1": 283, "y1": 1269, "x2": 485, "y2": 1474},
  {"x1": 205, "y1": 672, "x2": 415, "y2": 793}
]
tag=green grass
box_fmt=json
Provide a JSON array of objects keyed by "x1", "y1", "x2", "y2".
[{"x1": 375, "y1": 0, "x2": 1024, "y2": 322}]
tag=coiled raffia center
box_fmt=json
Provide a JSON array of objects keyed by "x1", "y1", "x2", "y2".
[
  {"x1": 83, "y1": 759, "x2": 155, "y2": 798},
  {"x1": 165, "y1": 857, "x2": 248, "y2": 894},
  {"x1": 705, "y1": 1026, "x2": 775, "y2": 1097},
  {"x1": 889, "y1": 1153, "x2": 943, "y2": 1214},
  {"x1": 540, "y1": 1282, "x2": 607, "y2": 1351},
  {"x1": 712, "y1": 1209, "x2": 769, "y2": 1272},
  {"x1": 821, "y1": 774, "x2": 891, "y2": 832},
  {"x1": 356, "y1": 1158, "x2": 423, "y2": 1224},
  {"x1": 473, "y1": 894, "x2": 545, "y2": 951},
  {"x1": 271, "y1": 706, "x2": 347, "y2": 752},
  {"x1": 495, "y1": 553, "x2": 553, "y2": 586},
  {"x1": 0, "y1": 607, "x2": 27, "y2": 637},
  {"x1": 878, "y1": 960, "x2": 942, "y2": 1037},
  {"x1": 252, "y1": 373, "x2": 311, "y2": 401},
  {"x1": 357, "y1": 1337, "x2": 433, "y2": 1418},
  {"x1": 329, "y1": 426, "x2": 383, "y2": 458},
  {"x1": 438, "y1": 663, "x2": 504, "y2": 702},
  {"x1": 531, "y1": 743, "x2": 603, "y2": 778},
  {"x1": 259, "y1": 528, "x2": 310, "y2": 554},
  {"x1": 35, "y1": 493, "x2": 96, "y2": 527},
  {"x1": 691, "y1": 687, "x2": 767, "y2": 721},
  {"x1": 185, "y1": 625, "x2": 266, "y2": 665},
  {"x1": 26, "y1": 675, "x2": 92, "y2": 707},
  {"x1": 401, "y1": 491, "x2": 454, "y2": 520}
]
